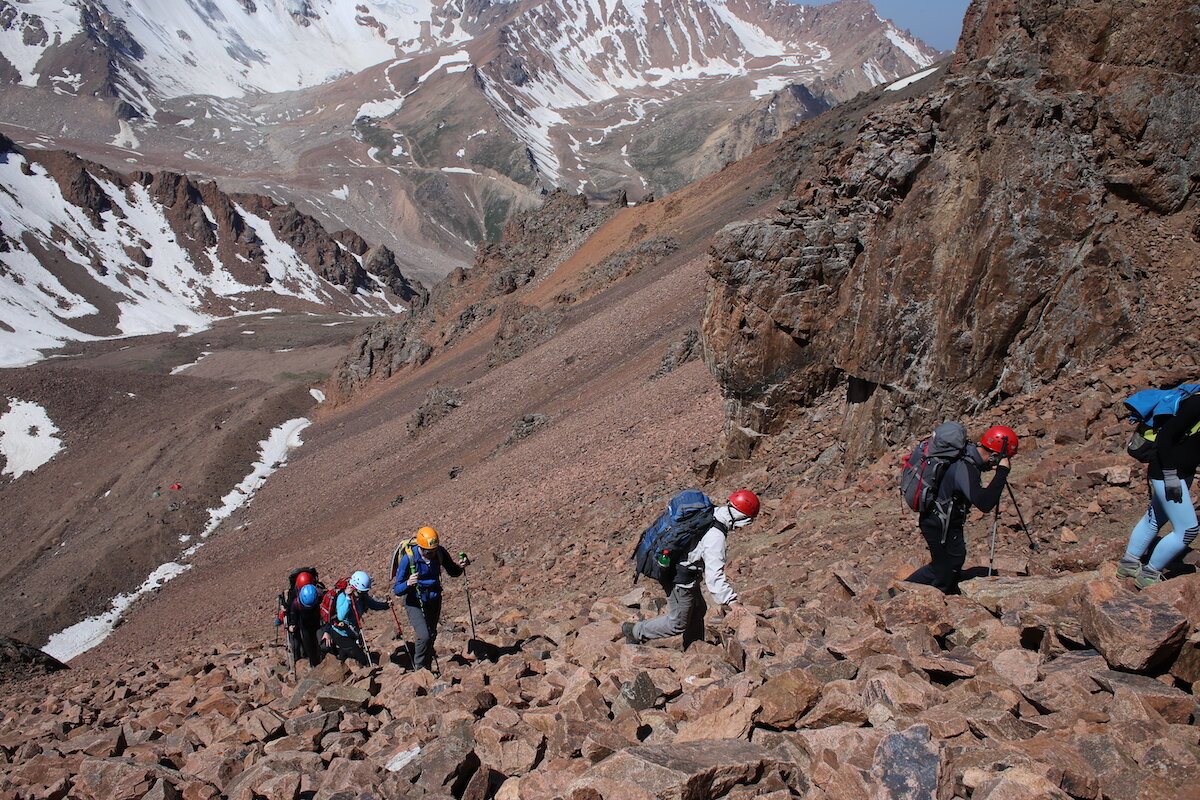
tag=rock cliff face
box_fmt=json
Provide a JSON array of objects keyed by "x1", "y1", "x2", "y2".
[{"x1": 703, "y1": 0, "x2": 1200, "y2": 466}]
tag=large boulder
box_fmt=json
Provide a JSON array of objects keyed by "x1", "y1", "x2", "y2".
[
  {"x1": 579, "y1": 739, "x2": 775, "y2": 799},
  {"x1": 1079, "y1": 580, "x2": 1187, "y2": 670}
]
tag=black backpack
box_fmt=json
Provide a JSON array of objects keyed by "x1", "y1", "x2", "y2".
[{"x1": 899, "y1": 422, "x2": 969, "y2": 515}]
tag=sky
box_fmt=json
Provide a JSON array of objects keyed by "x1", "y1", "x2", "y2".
[{"x1": 797, "y1": 0, "x2": 974, "y2": 52}]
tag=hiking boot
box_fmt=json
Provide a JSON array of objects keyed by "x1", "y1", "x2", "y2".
[
  {"x1": 1134, "y1": 565, "x2": 1164, "y2": 590},
  {"x1": 1116, "y1": 556, "x2": 1143, "y2": 579},
  {"x1": 621, "y1": 622, "x2": 639, "y2": 645}
]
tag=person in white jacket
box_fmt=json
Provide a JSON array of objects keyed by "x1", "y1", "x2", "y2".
[{"x1": 624, "y1": 490, "x2": 760, "y2": 649}]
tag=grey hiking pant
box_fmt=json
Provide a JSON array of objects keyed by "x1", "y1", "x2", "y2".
[
  {"x1": 633, "y1": 582, "x2": 706, "y2": 648},
  {"x1": 405, "y1": 597, "x2": 442, "y2": 669}
]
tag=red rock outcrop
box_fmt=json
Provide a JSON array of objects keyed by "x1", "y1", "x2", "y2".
[{"x1": 703, "y1": 0, "x2": 1200, "y2": 466}]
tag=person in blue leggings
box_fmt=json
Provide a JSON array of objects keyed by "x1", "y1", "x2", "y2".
[{"x1": 1118, "y1": 392, "x2": 1200, "y2": 589}]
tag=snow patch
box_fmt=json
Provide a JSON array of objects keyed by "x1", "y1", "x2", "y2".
[
  {"x1": 197, "y1": 417, "x2": 311, "y2": 541},
  {"x1": 112, "y1": 120, "x2": 141, "y2": 150},
  {"x1": 0, "y1": 398, "x2": 63, "y2": 478},
  {"x1": 42, "y1": 562, "x2": 192, "y2": 663},
  {"x1": 170, "y1": 351, "x2": 213, "y2": 375},
  {"x1": 886, "y1": 66, "x2": 939, "y2": 92}
]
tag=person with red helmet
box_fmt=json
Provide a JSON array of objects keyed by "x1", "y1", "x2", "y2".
[
  {"x1": 623, "y1": 489, "x2": 761, "y2": 649},
  {"x1": 906, "y1": 425, "x2": 1016, "y2": 594}
]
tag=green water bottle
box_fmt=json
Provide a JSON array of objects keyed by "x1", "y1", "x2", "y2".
[{"x1": 656, "y1": 550, "x2": 671, "y2": 567}]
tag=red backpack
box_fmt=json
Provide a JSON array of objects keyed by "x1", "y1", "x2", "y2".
[{"x1": 318, "y1": 577, "x2": 351, "y2": 624}]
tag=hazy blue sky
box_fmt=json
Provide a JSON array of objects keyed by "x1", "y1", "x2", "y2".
[{"x1": 798, "y1": 0, "x2": 974, "y2": 52}]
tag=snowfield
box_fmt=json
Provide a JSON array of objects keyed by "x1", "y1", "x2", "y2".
[{"x1": 0, "y1": 398, "x2": 63, "y2": 479}]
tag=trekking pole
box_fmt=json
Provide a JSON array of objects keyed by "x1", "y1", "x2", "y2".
[
  {"x1": 391, "y1": 600, "x2": 418, "y2": 669},
  {"x1": 988, "y1": 505, "x2": 1000, "y2": 578},
  {"x1": 1004, "y1": 483, "x2": 1038, "y2": 551},
  {"x1": 350, "y1": 600, "x2": 373, "y2": 667},
  {"x1": 460, "y1": 553, "x2": 477, "y2": 641}
]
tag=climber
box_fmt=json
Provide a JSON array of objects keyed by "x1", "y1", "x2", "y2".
[
  {"x1": 323, "y1": 570, "x2": 389, "y2": 666},
  {"x1": 905, "y1": 424, "x2": 1016, "y2": 594},
  {"x1": 623, "y1": 490, "x2": 760, "y2": 649},
  {"x1": 1117, "y1": 387, "x2": 1200, "y2": 589},
  {"x1": 286, "y1": 582, "x2": 325, "y2": 668},
  {"x1": 392, "y1": 526, "x2": 468, "y2": 671}
]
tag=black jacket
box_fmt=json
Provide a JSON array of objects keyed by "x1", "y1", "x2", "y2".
[{"x1": 1151, "y1": 395, "x2": 1200, "y2": 479}]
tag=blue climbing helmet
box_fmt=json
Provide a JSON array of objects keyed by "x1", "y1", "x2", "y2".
[
  {"x1": 349, "y1": 570, "x2": 371, "y2": 592},
  {"x1": 298, "y1": 584, "x2": 318, "y2": 607}
]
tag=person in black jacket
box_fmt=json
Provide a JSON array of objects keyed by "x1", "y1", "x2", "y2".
[
  {"x1": 1118, "y1": 393, "x2": 1200, "y2": 589},
  {"x1": 906, "y1": 425, "x2": 1017, "y2": 594},
  {"x1": 287, "y1": 583, "x2": 325, "y2": 667}
]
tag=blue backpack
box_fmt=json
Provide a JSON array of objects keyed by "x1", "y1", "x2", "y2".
[
  {"x1": 632, "y1": 491, "x2": 726, "y2": 585},
  {"x1": 1124, "y1": 384, "x2": 1200, "y2": 462}
]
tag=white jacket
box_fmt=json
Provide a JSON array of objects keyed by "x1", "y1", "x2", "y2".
[{"x1": 677, "y1": 506, "x2": 739, "y2": 605}]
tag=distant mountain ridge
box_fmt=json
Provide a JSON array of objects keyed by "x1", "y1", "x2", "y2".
[
  {"x1": 0, "y1": 0, "x2": 940, "y2": 285},
  {"x1": 0, "y1": 134, "x2": 423, "y2": 367}
]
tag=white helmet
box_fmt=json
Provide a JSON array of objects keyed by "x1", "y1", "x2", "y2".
[{"x1": 349, "y1": 570, "x2": 371, "y2": 591}]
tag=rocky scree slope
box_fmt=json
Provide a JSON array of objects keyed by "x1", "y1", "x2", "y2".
[
  {"x1": 3, "y1": 543, "x2": 1200, "y2": 799},
  {"x1": 0, "y1": 133, "x2": 423, "y2": 366},
  {"x1": 702, "y1": 0, "x2": 1200, "y2": 469}
]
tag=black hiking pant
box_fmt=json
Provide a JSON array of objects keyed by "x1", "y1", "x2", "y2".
[
  {"x1": 906, "y1": 511, "x2": 967, "y2": 594},
  {"x1": 332, "y1": 632, "x2": 372, "y2": 666},
  {"x1": 291, "y1": 624, "x2": 323, "y2": 668},
  {"x1": 405, "y1": 596, "x2": 442, "y2": 670}
]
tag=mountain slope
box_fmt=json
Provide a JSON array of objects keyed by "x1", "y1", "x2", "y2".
[
  {"x1": 0, "y1": 0, "x2": 941, "y2": 283},
  {"x1": 3, "y1": 1, "x2": 1200, "y2": 798},
  {"x1": 0, "y1": 134, "x2": 423, "y2": 367}
]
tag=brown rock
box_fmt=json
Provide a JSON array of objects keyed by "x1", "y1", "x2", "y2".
[
  {"x1": 800, "y1": 679, "x2": 867, "y2": 728},
  {"x1": 966, "y1": 708, "x2": 1037, "y2": 742},
  {"x1": 313, "y1": 757, "x2": 384, "y2": 800},
  {"x1": 1079, "y1": 580, "x2": 1188, "y2": 671},
  {"x1": 675, "y1": 697, "x2": 760, "y2": 743},
  {"x1": 1091, "y1": 670, "x2": 1195, "y2": 724},
  {"x1": 989, "y1": 649, "x2": 1041, "y2": 687},
  {"x1": 752, "y1": 668, "x2": 821, "y2": 729},
  {"x1": 314, "y1": 685, "x2": 372, "y2": 712},
  {"x1": 972, "y1": 767, "x2": 1073, "y2": 799},
  {"x1": 581, "y1": 739, "x2": 774, "y2": 799}
]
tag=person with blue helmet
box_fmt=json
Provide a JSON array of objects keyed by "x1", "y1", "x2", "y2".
[
  {"x1": 286, "y1": 579, "x2": 325, "y2": 667},
  {"x1": 392, "y1": 526, "x2": 468, "y2": 671},
  {"x1": 326, "y1": 570, "x2": 389, "y2": 666}
]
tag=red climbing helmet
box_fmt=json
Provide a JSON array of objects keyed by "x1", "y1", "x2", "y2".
[
  {"x1": 980, "y1": 425, "x2": 1019, "y2": 457},
  {"x1": 727, "y1": 490, "x2": 761, "y2": 519},
  {"x1": 294, "y1": 571, "x2": 315, "y2": 588}
]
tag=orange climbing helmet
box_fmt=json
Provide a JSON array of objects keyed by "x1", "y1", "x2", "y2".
[{"x1": 416, "y1": 526, "x2": 439, "y2": 549}]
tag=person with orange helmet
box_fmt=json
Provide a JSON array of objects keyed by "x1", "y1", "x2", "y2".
[
  {"x1": 906, "y1": 424, "x2": 1016, "y2": 594},
  {"x1": 392, "y1": 526, "x2": 468, "y2": 671},
  {"x1": 623, "y1": 489, "x2": 760, "y2": 649}
]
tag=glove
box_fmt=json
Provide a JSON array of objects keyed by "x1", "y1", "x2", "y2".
[{"x1": 1164, "y1": 470, "x2": 1184, "y2": 502}]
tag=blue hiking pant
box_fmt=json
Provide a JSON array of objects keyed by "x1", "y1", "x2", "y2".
[{"x1": 1125, "y1": 477, "x2": 1199, "y2": 571}]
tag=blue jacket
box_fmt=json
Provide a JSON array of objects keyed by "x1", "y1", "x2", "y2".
[
  {"x1": 393, "y1": 545, "x2": 463, "y2": 606},
  {"x1": 333, "y1": 591, "x2": 388, "y2": 637}
]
